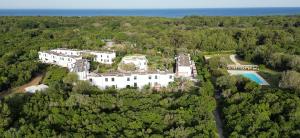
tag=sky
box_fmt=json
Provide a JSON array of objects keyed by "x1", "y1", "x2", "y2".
[{"x1": 1, "y1": 0, "x2": 300, "y2": 9}]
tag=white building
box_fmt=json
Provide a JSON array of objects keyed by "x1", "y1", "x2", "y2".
[
  {"x1": 25, "y1": 84, "x2": 49, "y2": 93},
  {"x1": 51, "y1": 49, "x2": 82, "y2": 56},
  {"x1": 88, "y1": 71, "x2": 174, "y2": 89},
  {"x1": 50, "y1": 48, "x2": 116, "y2": 65},
  {"x1": 38, "y1": 51, "x2": 82, "y2": 70},
  {"x1": 119, "y1": 55, "x2": 148, "y2": 72},
  {"x1": 88, "y1": 51, "x2": 116, "y2": 64},
  {"x1": 71, "y1": 59, "x2": 90, "y2": 80},
  {"x1": 176, "y1": 53, "x2": 197, "y2": 78},
  {"x1": 39, "y1": 50, "x2": 91, "y2": 80},
  {"x1": 39, "y1": 49, "x2": 196, "y2": 90}
]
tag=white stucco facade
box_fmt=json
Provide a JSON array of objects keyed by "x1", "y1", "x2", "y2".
[
  {"x1": 177, "y1": 66, "x2": 192, "y2": 77},
  {"x1": 38, "y1": 51, "x2": 82, "y2": 70},
  {"x1": 176, "y1": 53, "x2": 197, "y2": 78},
  {"x1": 88, "y1": 51, "x2": 116, "y2": 64},
  {"x1": 120, "y1": 55, "x2": 148, "y2": 72},
  {"x1": 89, "y1": 72, "x2": 174, "y2": 89},
  {"x1": 39, "y1": 50, "x2": 91, "y2": 80},
  {"x1": 50, "y1": 48, "x2": 116, "y2": 65},
  {"x1": 39, "y1": 49, "x2": 196, "y2": 90}
]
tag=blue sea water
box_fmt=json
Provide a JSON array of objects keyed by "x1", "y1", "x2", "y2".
[{"x1": 0, "y1": 8, "x2": 300, "y2": 17}]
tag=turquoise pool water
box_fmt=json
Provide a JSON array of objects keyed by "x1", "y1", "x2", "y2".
[{"x1": 242, "y1": 73, "x2": 265, "y2": 85}]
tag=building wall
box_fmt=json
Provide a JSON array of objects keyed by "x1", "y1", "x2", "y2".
[
  {"x1": 122, "y1": 59, "x2": 148, "y2": 71},
  {"x1": 89, "y1": 73, "x2": 174, "y2": 89},
  {"x1": 38, "y1": 52, "x2": 81, "y2": 69},
  {"x1": 177, "y1": 66, "x2": 192, "y2": 77},
  {"x1": 51, "y1": 49, "x2": 82, "y2": 56},
  {"x1": 76, "y1": 71, "x2": 89, "y2": 80},
  {"x1": 51, "y1": 49, "x2": 116, "y2": 65},
  {"x1": 89, "y1": 52, "x2": 116, "y2": 64}
]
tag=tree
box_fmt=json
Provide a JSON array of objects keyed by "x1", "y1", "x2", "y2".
[
  {"x1": 63, "y1": 72, "x2": 79, "y2": 85},
  {"x1": 72, "y1": 80, "x2": 94, "y2": 94},
  {"x1": 279, "y1": 70, "x2": 300, "y2": 92},
  {"x1": 216, "y1": 75, "x2": 237, "y2": 92},
  {"x1": 0, "y1": 101, "x2": 11, "y2": 133}
]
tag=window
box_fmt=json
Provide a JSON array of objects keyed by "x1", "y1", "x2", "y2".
[
  {"x1": 169, "y1": 75, "x2": 173, "y2": 79},
  {"x1": 149, "y1": 76, "x2": 151, "y2": 79},
  {"x1": 107, "y1": 55, "x2": 109, "y2": 58},
  {"x1": 89, "y1": 79, "x2": 92, "y2": 82},
  {"x1": 134, "y1": 76, "x2": 137, "y2": 80},
  {"x1": 112, "y1": 78, "x2": 115, "y2": 82},
  {"x1": 126, "y1": 85, "x2": 130, "y2": 88},
  {"x1": 127, "y1": 77, "x2": 130, "y2": 81},
  {"x1": 105, "y1": 78, "x2": 108, "y2": 82},
  {"x1": 101, "y1": 55, "x2": 102, "y2": 57},
  {"x1": 155, "y1": 75, "x2": 158, "y2": 79},
  {"x1": 134, "y1": 83, "x2": 137, "y2": 87}
]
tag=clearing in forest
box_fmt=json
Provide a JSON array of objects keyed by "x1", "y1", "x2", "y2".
[{"x1": 0, "y1": 74, "x2": 43, "y2": 98}]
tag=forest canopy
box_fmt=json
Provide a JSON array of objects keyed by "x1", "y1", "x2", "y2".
[{"x1": 0, "y1": 16, "x2": 300, "y2": 137}]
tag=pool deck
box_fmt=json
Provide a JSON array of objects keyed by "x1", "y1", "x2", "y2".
[{"x1": 227, "y1": 70, "x2": 269, "y2": 85}]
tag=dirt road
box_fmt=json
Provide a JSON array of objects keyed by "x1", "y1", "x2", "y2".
[{"x1": 0, "y1": 74, "x2": 43, "y2": 98}]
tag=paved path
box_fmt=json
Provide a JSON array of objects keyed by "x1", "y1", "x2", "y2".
[
  {"x1": 214, "y1": 110, "x2": 224, "y2": 138},
  {"x1": 229, "y1": 54, "x2": 241, "y2": 65},
  {"x1": 214, "y1": 92, "x2": 224, "y2": 138}
]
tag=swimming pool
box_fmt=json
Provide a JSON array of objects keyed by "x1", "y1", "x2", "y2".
[
  {"x1": 227, "y1": 70, "x2": 269, "y2": 85},
  {"x1": 242, "y1": 73, "x2": 265, "y2": 84}
]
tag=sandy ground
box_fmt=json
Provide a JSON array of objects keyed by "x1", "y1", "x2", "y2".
[{"x1": 0, "y1": 74, "x2": 43, "y2": 98}]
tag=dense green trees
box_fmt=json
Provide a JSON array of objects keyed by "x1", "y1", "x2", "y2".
[
  {"x1": 0, "y1": 16, "x2": 300, "y2": 137},
  {"x1": 0, "y1": 77, "x2": 218, "y2": 137},
  {"x1": 211, "y1": 72, "x2": 300, "y2": 137},
  {"x1": 279, "y1": 70, "x2": 300, "y2": 93},
  {"x1": 222, "y1": 88, "x2": 300, "y2": 137}
]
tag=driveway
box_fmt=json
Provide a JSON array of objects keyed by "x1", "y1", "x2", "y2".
[{"x1": 229, "y1": 54, "x2": 241, "y2": 65}]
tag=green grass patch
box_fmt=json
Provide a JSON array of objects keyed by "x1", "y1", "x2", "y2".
[{"x1": 258, "y1": 68, "x2": 281, "y2": 88}]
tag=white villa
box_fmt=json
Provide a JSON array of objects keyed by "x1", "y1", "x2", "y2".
[
  {"x1": 39, "y1": 49, "x2": 197, "y2": 90},
  {"x1": 176, "y1": 53, "x2": 197, "y2": 78},
  {"x1": 89, "y1": 71, "x2": 174, "y2": 89},
  {"x1": 38, "y1": 51, "x2": 83, "y2": 70},
  {"x1": 119, "y1": 55, "x2": 148, "y2": 72},
  {"x1": 50, "y1": 48, "x2": 116, "y2": 64}
]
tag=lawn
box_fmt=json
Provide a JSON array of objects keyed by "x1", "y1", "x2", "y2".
[
  {"x1": 204, "y1": 54, "x2": 235, "y2": 65},
  {"x1": 258, "y1": 68, "x2": 281, "y2": 88}
]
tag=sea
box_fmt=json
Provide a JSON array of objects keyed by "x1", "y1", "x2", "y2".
[{"x1": 0, "y1": 8, "x2": 300, "y2": 17}]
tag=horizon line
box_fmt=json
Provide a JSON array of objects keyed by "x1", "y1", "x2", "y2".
[{"x1": 1, "y1": 7, "x2": 300, "y2": 10}]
